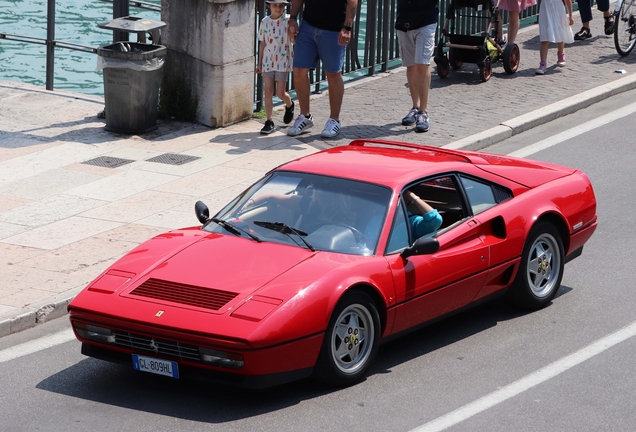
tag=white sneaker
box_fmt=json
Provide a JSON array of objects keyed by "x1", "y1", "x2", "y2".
[
  {"x1": 287, "y1": 114, "x2": 314, "y2": 136},
  {"x1": 320, "y1": 118, "x2": 341, "y2": 138}
]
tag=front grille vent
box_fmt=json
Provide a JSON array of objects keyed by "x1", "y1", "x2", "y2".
[
  {"x1": 130, "y1": 278, "x2": 239, "y2": 311},
  {"x1": 113, "y1": 331, "x2": 201, "y2": 361}
]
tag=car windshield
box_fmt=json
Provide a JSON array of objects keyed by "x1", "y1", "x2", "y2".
[{"x1": 205, "y1": 171, "x2": 391, "y2": 255}]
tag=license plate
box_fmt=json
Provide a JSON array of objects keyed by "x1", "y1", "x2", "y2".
[{"x1": 132, "y1": 354, "x2": 179, "y2": 379}]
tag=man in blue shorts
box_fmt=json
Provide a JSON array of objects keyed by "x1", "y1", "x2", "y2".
[
  {"x1": 287, "y1": 0, "x2": 358, "y2": 138},
  {"x1": 396, "y1": 0, "x2": 439, "y2": 133}
]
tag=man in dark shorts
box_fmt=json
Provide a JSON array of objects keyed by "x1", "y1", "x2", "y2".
[{"x1": 287, "y1": 0, "x2": 358, "y2": 138}]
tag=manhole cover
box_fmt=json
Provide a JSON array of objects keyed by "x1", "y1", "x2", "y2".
[
  {"x1": 81, "y1": 156, "x2": 135, "y2": 168},
  {"x1": 146, "y1": 153, "x2": 201, "y2": 166}
]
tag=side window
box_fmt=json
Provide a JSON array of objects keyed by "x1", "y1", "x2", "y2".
[
  {"x1": 459, "y1": 176, "x2": 501, "y2": 215},
  {"x1": 410, "y1": 175, "x2": 465, "y2": 232},
  {"x1": 386, "y1": 201, "x2": 410, "y2": 254}
]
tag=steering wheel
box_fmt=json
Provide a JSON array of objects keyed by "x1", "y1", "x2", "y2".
[{"x1": 333, "y1": 224, "x2": 370, "y2": 246}]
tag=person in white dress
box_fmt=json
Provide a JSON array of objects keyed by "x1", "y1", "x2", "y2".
[{"x1": 536, "y1": 0, "x2": 574, "y2": 74}]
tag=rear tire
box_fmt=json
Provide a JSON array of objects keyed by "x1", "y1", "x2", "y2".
[
  {"x1": 503, "y1": 43, "x2": 520, "y2": 74},
  {"x1": 313, "y1": 290, "x2": 380, "y2": 387},
  {"x1": 449, "y1": 49, "x2": 463, "y2": 69},
  {"x1": 436, "y1": 56, "x2": 450, "y2": 78},
  {"x1": 506, "y1": 221, "x2": 564, "y2": 310}
]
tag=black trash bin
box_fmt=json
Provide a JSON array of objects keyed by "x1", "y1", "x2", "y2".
[{"x1": 97, "y1": 16, "x2": 167, "y2": 134}]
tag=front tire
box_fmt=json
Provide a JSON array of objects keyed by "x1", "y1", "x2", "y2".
[
  {"x1": 313, "y1": 291, "x2": 380, "y2": 387},
  {"x1": 506, "y1": 221, "x2": 564, "y2": 310},
  {"x1": 479, "y1": 56, "x2": 492, "y2": 82}
]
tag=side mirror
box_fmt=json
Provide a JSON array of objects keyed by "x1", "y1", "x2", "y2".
[
  {"x1": 400, "y1": 236, "x2": 439, "y2": 259},
  {"x1": 195, "y1": 200, "x2": 210, "y2": 224}
]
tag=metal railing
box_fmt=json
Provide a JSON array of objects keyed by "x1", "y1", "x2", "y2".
[{"x1": 0, "y1": 0, "x2": 158, "y2": 91}]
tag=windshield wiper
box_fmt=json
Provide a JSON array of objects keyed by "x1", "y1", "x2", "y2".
[
  {"x1": 254, "y1": 221, "x2": 315, "y2": 251},
  {"x1": 210, "y1": 218, "x2": 262, "y2": 242}
]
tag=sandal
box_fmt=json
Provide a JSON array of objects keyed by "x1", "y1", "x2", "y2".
[
  {"x1": 574, "y1": 26, "x2": 592, "y2": 40},
  {"x1": 604, "y1": 16, "x2": 615, "y2": 35}
]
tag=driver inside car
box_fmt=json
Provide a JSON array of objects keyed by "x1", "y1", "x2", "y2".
[{"x1": 245, "y1": 182, "x2": 353, "y2": 234}]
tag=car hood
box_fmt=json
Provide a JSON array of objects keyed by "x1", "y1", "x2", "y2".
[{"x1": 117, "y1": 233, "x2": 315, "y2": 314}]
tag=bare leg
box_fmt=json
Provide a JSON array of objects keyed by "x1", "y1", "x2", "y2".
[
  {"x1": 275, "y1": 81, "x2": 292, "y2": 108},
  {"x1": 406, "y1": 64, "x2": 431, "y2": 113},
  {"x1": 325, "y1": 71, "x2": 344, "y2": 121},
  {"x1": 508, "y1": 11, "x2": 520, "y2": 43},
  {"x1": 293, "y1": 67, "x2": 311, "y2": 116},
  {"x1": 540, "y1": 41, "x2": 549, "y2": 63},
  {"x1": 416, "y1": 64, "x2": 431, "y2": 113},
  {"x1": 556, "y1": 42, "x2": 565, "y2": 56},
  {"x1": 406, "y1": 66, "x2": 421, "y2": 110},
  {"x1": 263, "y1": 76, "x2": 275, "y2": 121}
]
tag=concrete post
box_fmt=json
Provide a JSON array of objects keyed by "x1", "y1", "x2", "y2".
[{"x1": 161, "y1": 0, "x2": 255, "y2": 128}]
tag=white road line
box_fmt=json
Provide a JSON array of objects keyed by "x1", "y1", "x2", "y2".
[
  {"x1": 411, "y1": 109, "x2": 636, "y2": 430},
  {"x1": 509, "y1": 101, "x2": 636, "y2": 158},
  {"x1": 0, "y1": 328, "x2": 75, "y2": 364},
  {"x1": 411, "y1": 320, "x2": 636, "y2": 432}
]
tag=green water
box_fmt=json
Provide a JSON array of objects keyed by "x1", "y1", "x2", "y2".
[{"x1": 0, "y1": 0, "x2": 161, "y2": 96}]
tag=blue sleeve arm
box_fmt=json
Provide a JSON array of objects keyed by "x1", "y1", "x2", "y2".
[{"x1": 409, "y1": 209, "x2": 443, "y2": 239}]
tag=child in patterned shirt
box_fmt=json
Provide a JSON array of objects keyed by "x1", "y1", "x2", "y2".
[{"x1": 256, "y1": 0, "x2": 295, "y2": 134}]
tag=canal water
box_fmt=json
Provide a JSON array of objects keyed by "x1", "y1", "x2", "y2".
[{"x1": 0, "y1": 0, "x2": 161, "y2": 96}]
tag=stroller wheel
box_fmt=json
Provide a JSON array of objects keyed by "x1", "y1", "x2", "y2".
[
  {"x1": 450, "y1": 58, "x2": 463, "y2": 69},
  {"x1": 449, "y1": 49, "x2": 463, "y2": 69},
  {"x1": 436, "y1": 56, "x2": 450, "y2": 78},
  {"x1": 479, "y1": 56, "x2": 492, "y2": 82},
  {"x1": 503, "y1": 43, "x2": 520, "y2": 74}
]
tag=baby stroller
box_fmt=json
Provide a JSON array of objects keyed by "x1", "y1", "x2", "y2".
[{"x1": 433, "y1": 0, "x2": 519, "y2": 82}]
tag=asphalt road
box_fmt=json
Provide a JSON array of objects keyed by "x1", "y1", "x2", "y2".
[{"x1": 1, "y1": 90, "x2": 635, "y2": 431}]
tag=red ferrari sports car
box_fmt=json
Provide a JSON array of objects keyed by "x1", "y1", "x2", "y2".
[{"x1": 68, "y1": 140, "x2": 597, "y2": 388}]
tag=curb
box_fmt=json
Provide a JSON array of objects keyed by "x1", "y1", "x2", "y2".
[
  {"x1": 0, "y1": 290, "x2": 81, "y2": 338},
  {"x1": 444, "y1": 73, "x2": 636, "y2": 151}
]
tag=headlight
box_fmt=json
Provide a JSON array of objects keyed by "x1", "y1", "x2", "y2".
[
  {"x1": 199, "y1": 347, "x2": 244, "y2": 369},
  {"x1": 74, "y1": 323, "x2": 116, "y2": 344}
]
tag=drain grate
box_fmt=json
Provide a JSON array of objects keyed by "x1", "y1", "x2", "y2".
[
  {"x1": 81, "y1": 156, "x2": 135, "y2": 169},
  {"x1": 146, "y1": 153, "x2": 201, "y2": 166}
]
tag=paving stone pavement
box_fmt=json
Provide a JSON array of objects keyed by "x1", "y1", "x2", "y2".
[
  {"x1": 287, "y1": 14, "x2": 636, "y2": 147},
  {"x1": 1, "y1": 12, "x2": 636, "y2": 336}
]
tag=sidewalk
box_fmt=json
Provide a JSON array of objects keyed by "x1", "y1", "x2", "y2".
[{"x1": 1, "y1": 15, "x2": 635, "y2": 336}]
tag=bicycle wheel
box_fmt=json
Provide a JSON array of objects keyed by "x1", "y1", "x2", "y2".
[{"x1": 615, "y1": 0, "x2": 636, "y2": 56}]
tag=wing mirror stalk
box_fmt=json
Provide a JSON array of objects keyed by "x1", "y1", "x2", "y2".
[{"x1": 401, "y1": 237, "x2": 440, "y2": 259}]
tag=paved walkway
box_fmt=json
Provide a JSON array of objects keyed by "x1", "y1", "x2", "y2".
[{"x1": 2, "y1": 14, "x2": 636, "y2": 336}]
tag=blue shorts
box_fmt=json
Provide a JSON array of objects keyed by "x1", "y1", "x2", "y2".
[{"x1": 293, "y1": 21, "x2": 346, "y2": 74}]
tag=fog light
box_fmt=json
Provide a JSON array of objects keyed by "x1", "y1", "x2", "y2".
[
  {"x1": 74, "y1": 323, "x2": 116, "y2": 344},
  {"x1": 199, "y1": 347, "x2": 244, "y2": 370}
]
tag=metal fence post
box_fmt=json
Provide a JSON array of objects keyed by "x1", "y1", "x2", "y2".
[
  {"x1": 46, "y1": 0, "x2": 55, "y2": 90},
  {"x1": 113, "y1": 0, "x2": 130, "y2": 42},
  {"x1": 381, "y1": 0, "x2": 390, "y2": 72}
]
